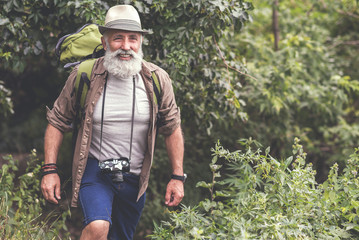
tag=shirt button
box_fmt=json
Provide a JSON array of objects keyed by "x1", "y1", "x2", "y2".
[
  {"x1": 78, "y1": 169, "x2": 82, "y2": 173},
  {"x1": 87, "y1": 118, "x2": 91, "y2": 123},
  {"x1": 92, "y1": 101, "x2": 95, "y2": 105}
]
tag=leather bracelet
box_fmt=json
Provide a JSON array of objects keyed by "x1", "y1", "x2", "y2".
[
  {"x1": 41, "y1": 163, "x2": 57, "y2": 168},
  {"x1": 41, "y1": 169, "x2": 58, "y2": 177}
]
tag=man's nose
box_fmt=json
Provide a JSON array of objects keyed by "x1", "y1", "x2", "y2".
[{"x1": 121, "y1": 40, "x2": 130, "y2": 51}]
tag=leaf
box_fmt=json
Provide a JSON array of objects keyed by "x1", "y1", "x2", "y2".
[
  {"x1": 212, "y1": 155, "x2": 218, "y2": 164},
  {"x1": 350, "y1": 199, "x2": 359, "y2": 208},
  {"x1": 214, "y1": 191, "x2": 229, "y2": 198},
  {"x1": 265, "y1": 147, "x2": 270, "y2": 155},
  {"x1": 196, "y1": 181, "x2": 210, "y2": 189},
  {"x1": 13, "y1": 0, "x2": 20, "y2": 9},
  {"x1": 329, "y1": 191, "x2": 336, "y2": 202},
  {"x1": 284, "y1": 156, "x2": 293, "y2": 168},
  {"x1": 0, "y1": 18, "x2": 10, "y2": 26}
]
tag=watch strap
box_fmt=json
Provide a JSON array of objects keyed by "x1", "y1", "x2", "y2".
[{"x1": 171, "y1": 173, "x2": 187, "y2": 183}]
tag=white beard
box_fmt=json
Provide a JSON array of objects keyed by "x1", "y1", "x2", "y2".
[{"x1": 103, "y1": 47, "x2": 143, "y2": 79}]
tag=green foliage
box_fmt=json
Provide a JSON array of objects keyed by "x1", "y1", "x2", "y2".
[
  {"x1": 225, "y1": 0, "x2": 359, "y2": 178},
  {"x1": 0, "y1": 80, "x2": 14, "y2": 118},
  {"x1": 0, "y1": 150, "x2": 70, "y2": 239},
  {"x1": 131, "y1": 0, "x2": 254, "y2": 134},
  {"x1": 1, "y1": 0, "x2": 253, "y2": 237},
  {"x1": 0, "y1": 0, "x2": 108, "y2": 71},
  {"x1": 1, "y1": 0, "x2": 359, "y2": 238},
  {"x1": 0, "y1": 0, "x2": 253, "y2": 148},
  {"x1": 150, "y1": 139, "x2": 359, "y2": 239}
]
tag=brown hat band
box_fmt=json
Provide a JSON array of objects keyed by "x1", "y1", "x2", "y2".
[{"x1": 99, "y1": 19, "x2": 147, "y2": 34}]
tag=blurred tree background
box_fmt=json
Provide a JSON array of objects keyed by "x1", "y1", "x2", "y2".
[{"x1": 1, "y1": 0, "x2": 358, "y2": 239}]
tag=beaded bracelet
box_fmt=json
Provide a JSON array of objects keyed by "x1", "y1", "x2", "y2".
[
  {"x1": 41, "y1": 166, "x2": 57, "y2": 170},
  {"x1": 41, "y1": 163, "x2": 58, "y2": 177}
]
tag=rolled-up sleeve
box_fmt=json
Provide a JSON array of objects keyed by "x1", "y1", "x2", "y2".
[
  {"x1": 46, "y1": 67, "x2": 78, "y2": 133},
  {"x1": 157, "y1": 70, "x2": 181, "y2": 136}
]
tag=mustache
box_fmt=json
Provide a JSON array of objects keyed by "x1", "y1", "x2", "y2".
[
  {"x1": 107, "y1": 49, "x2": 143, "y2": 60},
  {"x1": 115, "y1": 49, "x2": 134, "y2": 57}
]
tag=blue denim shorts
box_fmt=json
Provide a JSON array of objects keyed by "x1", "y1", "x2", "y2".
[{"x1": 79, "y1": 158, "x2": 146, "y2": 240}]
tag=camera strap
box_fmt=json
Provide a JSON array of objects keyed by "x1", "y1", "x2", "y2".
[
  {"x1": 129, "y1": 76, "x2": 136, "y2": 161},
  {"x1": 98, "y1": 75, "x2": 136, "y2": 162}
]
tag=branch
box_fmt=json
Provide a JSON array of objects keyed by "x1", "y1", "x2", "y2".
[
  {"x1": 337, "y1": 9, "x2": 359, "y2": 19},
  {"x1": 329, "y1": 40, "x2": 359, "y2": 49},
  {"x1": 306, "y1": 4, "x2": 315, "y2": 17},
  {"x1": 212, "y1": 36, "x2": 258, "y2": 81},
  {"x1": 272, "y1": 0, "x2": 280, "y2": 51}
]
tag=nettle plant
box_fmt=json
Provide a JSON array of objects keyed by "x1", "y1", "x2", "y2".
[
  {"x1": 150, "y1": 138, "x2": 359, "y2": 239},
  {"x1": 0, "y1": 150, "x2": 70, "y2": 240}
]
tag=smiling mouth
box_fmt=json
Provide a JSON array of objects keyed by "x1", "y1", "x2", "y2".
[{"x1": 117, "y1": 53, "x2": 132, "y2": 58}]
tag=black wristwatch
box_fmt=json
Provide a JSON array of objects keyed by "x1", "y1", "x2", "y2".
[{"x1": 171, "y1": 173, "x2": 187, "y2": 183}]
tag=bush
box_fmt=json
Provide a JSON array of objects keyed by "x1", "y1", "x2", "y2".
[
  {"x1": 149, "y1": 138, "x2": 359, "y2": 239},
  {"x1": 0, "y1": 150, "x2": 70, "y2": 240}
]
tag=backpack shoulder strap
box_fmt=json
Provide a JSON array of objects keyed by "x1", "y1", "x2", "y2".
[
  {"x1": 151, "y1": 71, "x2": 161, "y2": 107},
  {"x1": 151, "y1": 70, "x2": 162, "y2": 147},
  {"x1": 75, "y1": 58, "x2": 97, "y2": 109},
  {"x1": 72, "y1": 58, "x2": 97, "y2": 153}
]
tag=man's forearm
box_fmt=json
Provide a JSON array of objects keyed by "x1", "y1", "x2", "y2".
[
  {"x1": 44, "y1": 123, "x2": 64, "y2": 164},
  {"x1": 165, "y1": 126, "x2": 184, "y2": 175},
  {"x1": 41, "y1": 123, "x2": 64, "y2": 204}
]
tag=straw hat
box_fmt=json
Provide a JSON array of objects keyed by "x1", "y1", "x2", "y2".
[{"x1": 98, "y1": 5, "x2": 148, "y2": 35}]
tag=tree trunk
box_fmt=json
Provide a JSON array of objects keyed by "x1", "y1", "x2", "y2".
[{"x1": 272, "y1": 0, "x2": 280, "y2": 51}]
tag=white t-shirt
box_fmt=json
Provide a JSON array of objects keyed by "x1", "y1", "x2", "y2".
[{"x1": 89, "y1": 73, "x2": 150, "y2": 175}]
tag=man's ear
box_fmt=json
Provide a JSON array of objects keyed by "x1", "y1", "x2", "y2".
[{"x1": 101, "y1": 37, "x2": 107, "y2": 51}]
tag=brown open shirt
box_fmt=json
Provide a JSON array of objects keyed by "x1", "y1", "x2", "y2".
[{"x1": 46, "y1": 57, "x2": 181, "y2": 207}]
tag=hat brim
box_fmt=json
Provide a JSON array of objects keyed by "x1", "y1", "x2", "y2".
[{"x1": 98, "y1": 25, "x2": 149, "y2": 35}]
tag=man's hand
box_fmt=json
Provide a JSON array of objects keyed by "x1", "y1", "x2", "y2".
[
  {"x1": 165, "y1": 179, "x2": 184, "y2": 207},
  {"x1": 42, "y1": 124, "x2": 64, "y2": 204},
  {"x1": 41, "y1": 173, "x2": 61, "y2": 204},
  {"x1": 164, "y1": 126, "x2": 184, "y2": 206}
]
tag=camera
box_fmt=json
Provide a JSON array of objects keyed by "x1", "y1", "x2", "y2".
[{"x1": 98, "y1": 157, "x2": 130, "y2": 183}]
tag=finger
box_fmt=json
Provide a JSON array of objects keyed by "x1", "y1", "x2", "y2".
[
  {"x1": 166, "y1": 188, "x2": 183, "y2": 207},
  {"x1": 41, "y1": 175, "x2": 60, "y2": 204},
  {"x1": 41, "y1": 182, "x2": 46, "y2": 199},
  {"x1": 55, "y1": 183, "x2": 61, "y2": 200},
  {"x1": 168, "y1": 192, "x2": 182, "y2": 207},
  {"x1": 47, "y1": 190, "x2": 59, "y2": 204},
  {"x1": 165, "y1": 188, "x2": 172, "y2": 205},
  {"x1": 41, "y1": 180, "x2": 51, "y2": 202},
  {"x1": 42, "y1": 184, "x2": 58, "y2": 204}
]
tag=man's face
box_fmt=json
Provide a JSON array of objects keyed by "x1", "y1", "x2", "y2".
[
  {"x1": 102, "y1": 30, "x2": 142, "y2": 58},
  {"x1": 102, "y1": 29, "x2": 143, "y2": 79}
]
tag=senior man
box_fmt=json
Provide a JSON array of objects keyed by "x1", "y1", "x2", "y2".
[{"x1": 41, "y1": 5, "x2": 185, "y2": 240}]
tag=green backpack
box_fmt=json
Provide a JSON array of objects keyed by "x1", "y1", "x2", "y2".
[
  {"x1": 55, "y1": 24, "x2": 162, "y2": 142},
  {"x1": 55, "y1": 24, "x2": 104, "y2": 68}
]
